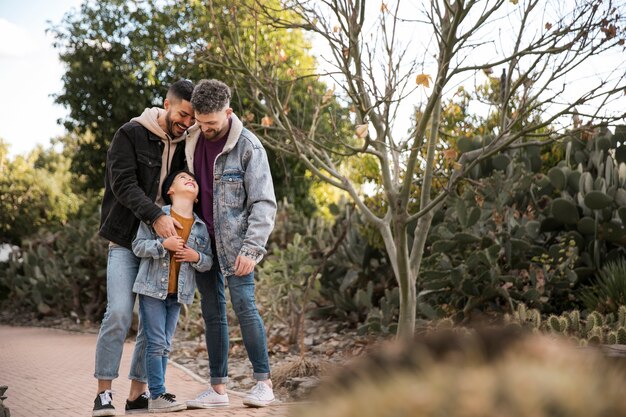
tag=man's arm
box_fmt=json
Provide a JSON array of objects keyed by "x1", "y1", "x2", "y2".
[
  {"x1": 107, "y1": 126, "x2": 164, "y2": 225},
  {"x1": 131, "y1": 222, "x2": 167, "y2": 259},
  {"x1": 238, "y1": 145, "x2": 277, "y2": 268}
]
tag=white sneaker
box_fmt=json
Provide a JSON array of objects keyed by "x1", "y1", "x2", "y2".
[
  {"x1": 186, "y1": 386, "x2": 229, "y2": 409},
  {"x1": 148, "y1": 393, "x2": 186, "y2": 413},
  {"x1": 243, "y1": 381, "x2": 275, "y2": 408}
]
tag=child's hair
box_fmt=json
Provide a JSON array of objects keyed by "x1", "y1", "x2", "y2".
[{"x1": 161, "y1": 169, "x2": 196, "y2": 205}]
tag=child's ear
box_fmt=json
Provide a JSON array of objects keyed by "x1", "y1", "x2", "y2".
[
  {"x1": 195, "y1": 198, "x2": 198, "y2": 203},
  {"x1": 168, "y1": 188, "x2": 174, "y2": 197}
]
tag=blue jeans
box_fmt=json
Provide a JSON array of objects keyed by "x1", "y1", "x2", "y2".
[
  {"x1": 139, "y1": 294, "x2": 181, "y2": 398},
  {"x1": 196, "y1": 257, "x2": 270, "y2": 384},
  {"x1": 94, "y1": 245, "x2": 147, "y2": 382}
]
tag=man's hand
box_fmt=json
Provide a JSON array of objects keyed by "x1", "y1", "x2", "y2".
[
  {"x1": 162, "y1": 235, "x2": 184, "y2": 252},
  {"x1": 174, "y1": 245, "x2": 200, "y2": 263},
  {"x1": 234, "y1": 255, "x2": 256, "y2": 276},
  {"x1": 153, "y1": 215, "x2": 182, "y2": 238}
]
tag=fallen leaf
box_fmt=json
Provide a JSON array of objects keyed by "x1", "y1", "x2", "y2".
[{"x1": 415, "y1": 73, "x2": 432, "y2": 88}]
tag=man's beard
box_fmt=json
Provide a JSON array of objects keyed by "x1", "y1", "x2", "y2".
[{"x1": 165, "y1": 112, "x2": 186, "y2": 138}]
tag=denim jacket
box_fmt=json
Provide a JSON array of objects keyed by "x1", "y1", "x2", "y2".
[
  {"x1": 132, "y1": 206, "x2": 212, "y2": 304},
  {"x1": 185, "y1": 113, "x2": 277, "y2": 276}
]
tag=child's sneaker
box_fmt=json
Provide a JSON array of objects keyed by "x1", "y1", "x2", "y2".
[
  {"x1": 243, "y1": 381, "x2": 275, "y2": 408},
  {"x1": 92, "y1": 390, "x2": 115, "y2": 416},
  {"x1": 186, "y1": 386, "x2": 229, "y2": 408},
  {"x1": 125, "y1": 391, "x2": 149, "y2": 412},
  {"x1": 148, "y1": 393, "x2": 186, "y2": 413}
]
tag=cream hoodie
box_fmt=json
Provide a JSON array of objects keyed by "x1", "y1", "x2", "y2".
[{"x1": 131, "y1": 107, "x2": 188, "y2": 206}]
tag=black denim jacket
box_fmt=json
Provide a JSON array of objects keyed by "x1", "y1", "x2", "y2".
[{"x1": 98, "y1": 121, "x2": 186, "y2": 249}]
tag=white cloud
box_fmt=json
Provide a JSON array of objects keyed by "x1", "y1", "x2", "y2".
[{"x1": 0, "y1": 18, "x2": 40, "y2": 58}]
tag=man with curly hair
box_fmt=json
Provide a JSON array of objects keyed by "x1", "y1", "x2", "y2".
[{"x1": 184, "y1": 79, "x2": 277, "y2": 409}]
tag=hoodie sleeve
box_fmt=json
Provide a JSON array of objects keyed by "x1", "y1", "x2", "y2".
[{"x1": 107, "y1": 125, "x2": 164, "y2": 225}]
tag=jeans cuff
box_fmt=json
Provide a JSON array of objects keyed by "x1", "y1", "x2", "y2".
[
  {"x1": 210, "y1": 376, "x2": 229, "y2": 385},
  {"x1": 128, "y1": 374, "x2": 148, "y2": 384},
  {"x1": 253, "y1": 372, "x2": 270, "y2": 381},
  {"x1": 94, "y1": 373, "x2": 118, "y2": 381}
]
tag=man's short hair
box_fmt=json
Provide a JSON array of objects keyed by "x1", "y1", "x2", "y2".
[
  {"x1": 191, "y1": 79, "x2": 231, "y2": 114},
  {"x1": 167, "y1": 79, "x2": 194, "y2": 103}
]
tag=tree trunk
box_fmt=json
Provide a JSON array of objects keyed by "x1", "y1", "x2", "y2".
[{"x1": 393, "y1": 216, "x2": 416, "y2": 339}]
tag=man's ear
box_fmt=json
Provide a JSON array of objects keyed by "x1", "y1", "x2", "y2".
[
  {"x1": 226, "y1": 107, "x2": 233, "y2": 117},
  {"x1": 164, "y1": 98, "x2": 171, "y2": 111}
]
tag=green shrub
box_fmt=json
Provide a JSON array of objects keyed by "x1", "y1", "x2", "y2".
[
  {"x1": 580, "y1": 259, "x2": 626, "y2": 314},
  {"x1": 0, "y1": 208, "x2": 107, "y2": 320}
]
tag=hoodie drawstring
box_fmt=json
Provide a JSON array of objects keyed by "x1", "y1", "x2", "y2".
[{"x1": 166, "y1": 136, "x2": 171, "y2": 177}]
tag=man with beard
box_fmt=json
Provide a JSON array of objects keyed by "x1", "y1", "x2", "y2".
[
  {"x1": 184, "y1": 79, "x2": 277, "y2": 409},
  {"x1": 93, "y1": 80, "x2": 195, "y2": 416}
]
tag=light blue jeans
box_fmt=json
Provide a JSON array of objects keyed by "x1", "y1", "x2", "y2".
[
  {"x1": 196, "y1": 255, "x2": 270, "y2": 384},
  {"x1": 94, "y1": 245, "x2": 147, "y2": 382},
  {"x1": 139, "y1": 294, "x2": 181, "y2": 399}
]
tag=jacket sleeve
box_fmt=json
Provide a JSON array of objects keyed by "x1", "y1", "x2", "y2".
[
  {"x1": 107, "y1": 126, "x2": 164, "y2": 225},
  {"x1": 191, "y1": 232, "x2": 213, "y2": 273},
  {"x1": 132, "y1": 221, "x2": 167, "y2": 259},
  {"x1": 239, "y1": 145, "x2": 277, "y2": 263}
]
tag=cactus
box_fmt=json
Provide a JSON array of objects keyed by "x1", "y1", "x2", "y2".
[
  {"x1": 586, "y1": 311, "x2": 603, "y2": 334},
  {"x1": 619, "y1": 306, "x2": 626, "y2": 327},
  {"x1": 568, "y1": 310, "x2": 581, "y2": 333},
  {"x1": 551, "y1": 198, "x2": 579, "y2": 224},
  {"x1": 584, "y1": 190, "x2": 614, "y2": 210},
  {"x1": 588, "y1": 326, "x2": 604, "y2": 344}
]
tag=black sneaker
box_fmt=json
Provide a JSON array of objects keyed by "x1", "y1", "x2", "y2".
[
  {"x1": 126, "y1": 391, "x2": 149, "y2": 411},
  {"x1": 92, "y1": 390, "x2": 115, "y2": 417}
]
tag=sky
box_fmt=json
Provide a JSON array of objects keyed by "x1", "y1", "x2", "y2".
[
  {"x1": 0, "y1": 1, "x2": 623, "y2": 158},
  {"x1": 0, "y1": 0, "x2": 82, "y2": 157}
]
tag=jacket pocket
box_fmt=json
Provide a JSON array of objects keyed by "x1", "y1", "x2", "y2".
[
  {"x1": 136, "y1": 150, "x2": 162, "y2": 197},
  {"x1": 221, "y1": 169, "x2": 245, "y2": 208}
]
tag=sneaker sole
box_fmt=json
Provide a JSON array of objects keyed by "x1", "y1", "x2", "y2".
[
  {"x1": 92, "y1": 409, "x2": 116, "y2": 417},
  {"x1": 148, "y1": 404, "x2": 187, "y2": 413},
  {"x1": 186, "y1": 400, "x2": 229, "y2": 409},
  {"x1": 243, "y1": 398, "x2": 275, "y2": 408},
  {"x1": 125, "y1": 409, "x2": 148, "y2": 414}
]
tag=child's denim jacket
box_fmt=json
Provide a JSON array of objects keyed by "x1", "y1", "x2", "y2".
[{"x1": 132, "y1": 205, "x2": 212, "y2": 304}]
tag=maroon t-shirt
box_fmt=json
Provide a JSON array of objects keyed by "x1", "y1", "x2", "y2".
[{"x1": 193, "y1": 123, "x2": 231, "y2": 238}]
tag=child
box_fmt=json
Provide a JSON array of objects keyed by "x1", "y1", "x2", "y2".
[{"x1": 132, "y1": 169, "x2": 212, "y2": 413}]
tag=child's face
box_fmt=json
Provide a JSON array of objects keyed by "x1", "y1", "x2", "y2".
[{"x1": 169, "y1": 172, "x2": 199, "y2": 200}]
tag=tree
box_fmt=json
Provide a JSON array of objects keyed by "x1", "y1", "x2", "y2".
[
  {"x1": 0, "y1": 141, "x2": 80, "y2": 244},
  {"x1": 201, "y1": 0, "x2": 626, "y2": 337},
  {"x1": 49, "y1": 0, "x2": 327, "y2": 212}
]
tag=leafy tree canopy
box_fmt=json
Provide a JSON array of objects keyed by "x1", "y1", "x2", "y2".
[
  {"x1": 49, "y1": 0, "x2": 336, "y2": 212},
  {"x1": 0, "y1": 139, "x2": 80, "y2": 244}
]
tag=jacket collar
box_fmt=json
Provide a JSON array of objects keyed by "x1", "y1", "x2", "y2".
[{"x1": 161, "y1": 205, "x2": 203, "y2": 227}]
